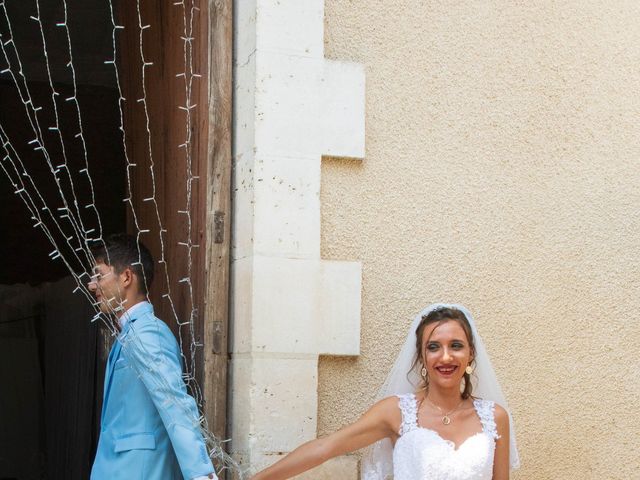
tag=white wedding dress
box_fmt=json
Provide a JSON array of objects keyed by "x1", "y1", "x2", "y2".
[{"x1": 392, "y1": 394, "x2": 499, "y2": 480}]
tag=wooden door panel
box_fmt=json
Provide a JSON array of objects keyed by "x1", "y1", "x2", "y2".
[{"x1": 117, "y1": 0, "x2": 231, "y2": 441}]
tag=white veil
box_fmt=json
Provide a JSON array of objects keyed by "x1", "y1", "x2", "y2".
[{"x1": 360, "y1": 303, "x2": 520, "y2": 479}]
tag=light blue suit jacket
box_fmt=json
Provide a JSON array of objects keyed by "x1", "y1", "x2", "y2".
[{"x1": 91, "y1": 302, "x2": 214, "y2": 480}]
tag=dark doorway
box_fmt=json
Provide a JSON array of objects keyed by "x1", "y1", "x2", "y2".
[
  {"x1": 0, "y1": 0, "x2": 125, "y2": 478},
  {"x1": 0, "y1": 0, "x2": 232, "y2": 477}
]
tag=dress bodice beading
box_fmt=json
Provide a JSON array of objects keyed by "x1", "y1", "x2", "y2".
[{"x1": 392, "y1": 394, "x2": 499, "y2": 480}]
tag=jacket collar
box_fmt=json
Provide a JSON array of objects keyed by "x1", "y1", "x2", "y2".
[{"x1": 118, "y1": 301, "x2": 153, "y2": 332}]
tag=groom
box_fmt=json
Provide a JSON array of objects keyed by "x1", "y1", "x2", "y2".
[{"x1": 88, "y1": 234, "x2": 216, "y2": 480}]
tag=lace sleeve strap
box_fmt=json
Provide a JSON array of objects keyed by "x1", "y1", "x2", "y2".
[
  {"x1": 396, "y1": 393, "x2": 418, "y2": 436},
  {"x1": 474, "y1": 399, "x2": 501, "y2": 440}
]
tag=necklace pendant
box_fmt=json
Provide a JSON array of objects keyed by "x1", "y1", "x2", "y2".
[{"x1": 442, "y1": 415, "x2": 451, "y2": 425}]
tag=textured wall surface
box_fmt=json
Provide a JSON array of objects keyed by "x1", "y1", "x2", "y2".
[{"x1": 318, "y1": 2, "x2": 640, "y2": 479}]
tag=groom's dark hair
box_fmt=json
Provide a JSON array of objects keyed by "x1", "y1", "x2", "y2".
[{"x1": 91, "y1": 233, "x2": 155, "y2": 295}]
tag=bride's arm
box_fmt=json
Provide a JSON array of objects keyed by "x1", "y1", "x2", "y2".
[
  {"x1": 492, "y1": 405, "x2": 510, "y2": 480},
  {"x1": 250, "y1": 396, "x2": 400, "y2": 480}
]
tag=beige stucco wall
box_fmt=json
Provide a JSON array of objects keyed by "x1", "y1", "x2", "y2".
[{"x1": 318, "y1": 2, "x2": 640, "y2": 479}]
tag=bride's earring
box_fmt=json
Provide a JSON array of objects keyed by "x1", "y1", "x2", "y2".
[
  {"x1": 465, "y1": 364, "x2": 473, "y2": 375},
  {"x1": 421, "y1": 366, "x2": 427, "y2": 379}
]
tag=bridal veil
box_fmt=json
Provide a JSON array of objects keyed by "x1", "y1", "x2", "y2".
[{"x1": 360, "y1": 303, "x2": 520, "y2": 479}]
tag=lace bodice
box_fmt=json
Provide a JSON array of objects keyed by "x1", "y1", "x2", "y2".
[{"x1": 392, "y1": 394, "x2": 499, "y2": 480}]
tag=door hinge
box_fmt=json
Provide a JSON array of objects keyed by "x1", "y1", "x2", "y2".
[{"x1": 214, "y1": 211, "x2": 224, "y2": 244}]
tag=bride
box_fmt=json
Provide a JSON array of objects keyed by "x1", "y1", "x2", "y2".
[{"x1": 250, "y1": 303, "x2": 520, "y2": 480}]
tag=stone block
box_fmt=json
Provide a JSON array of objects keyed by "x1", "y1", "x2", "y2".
[
  {"x1": 228, "y1": 353, "x2": 253, "y2": 449},
  {"x1": 234, "y1": 54, "x2": 258, "y2": 161},
  {"x1": 230, "y1": 354, "x2": 319, "y2": 454},
  {"x1": 321, "y1": 60, "x2": 366, "y2": 159},
  {"x1": 250, "y1": 257, "x2": 320, "y2": 354},
  {"x1": 255, "y1": 51, "x2": 323, "y2": 158},
  {"x1": 234, "y1": 0, "x2": 257, "y2": 66},
  {"x1": 244, "y1": 257, "x2": 361, "y2": 355},
  {"x1": 316, "y1": 260, "x2": 362, "y2": 356},
  {"x1": 253, "y1": 154, "x2": 321, "y2": 259},
  {"x1": 230, "y1": 257, "x2": 254, "y2": 353},
  {"x1": 231, "y1": 153, "x2": 256, "y2": 261},
  {"x1": 256, "y1": 0, "x2": 324, "y2": 58}
]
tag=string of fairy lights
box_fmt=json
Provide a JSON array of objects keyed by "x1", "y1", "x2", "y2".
[{"x1": 0, "y1": 0, "x2": 239, "y2": 475}]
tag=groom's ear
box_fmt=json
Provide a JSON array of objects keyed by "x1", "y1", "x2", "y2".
[{"x1": 120, "y1": 266, "x2": 134, "y2": 288}]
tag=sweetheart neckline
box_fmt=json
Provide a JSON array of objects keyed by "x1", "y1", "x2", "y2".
[
  {"x1": 406, "y1": 427, "x2": 487, "y2": 452},
  {"x1": 404, "y1": 394, "x2": 489, "y2": 451}
]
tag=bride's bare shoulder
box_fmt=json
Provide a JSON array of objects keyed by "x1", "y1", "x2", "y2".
[
  {"x1": 367, "y1": 396, "x2": 407, "y2": 421},
  {"x1": 374, "y1": 395, "x2": 403, "y2": 410},
  {"x1": 493, "y1": 403, "x2": 510, "y2": 433},
  {"x1": 366, "y1": 396, "x2": 405, "y2": 436}
]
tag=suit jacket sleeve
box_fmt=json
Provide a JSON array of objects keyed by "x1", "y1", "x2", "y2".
[{"x1": 120, "y1": 316, "x2": 214, "y2": 479}]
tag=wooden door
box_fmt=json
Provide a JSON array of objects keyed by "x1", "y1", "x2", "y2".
[{"x1": 116, "y1": 0, "x2": 231, "y2": 441}]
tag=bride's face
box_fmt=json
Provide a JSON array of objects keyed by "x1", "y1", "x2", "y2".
[{"x1": 421, "y1": 320, "x2": 473, "y2": 390}]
